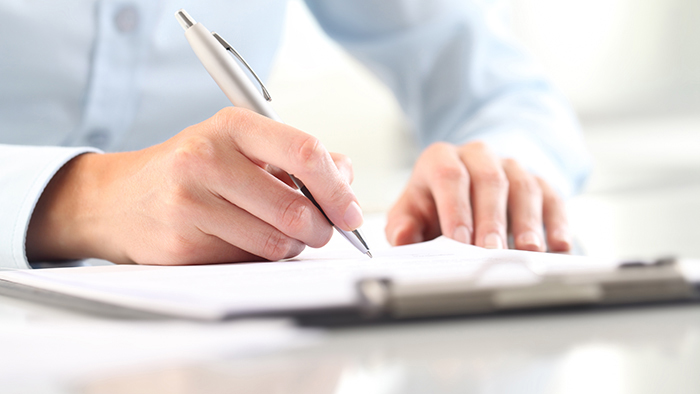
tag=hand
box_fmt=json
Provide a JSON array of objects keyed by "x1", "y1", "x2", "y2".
[
  {"x1": 385, "y1": 141, "x2": 571, "y2": 252},
  {"x1": 26, "y1": 107, "x2": 362, "y2": 265}
]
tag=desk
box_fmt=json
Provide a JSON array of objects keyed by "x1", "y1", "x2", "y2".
[{"x1": 6, "y1": 295, "x2": 699, "y2": 394}]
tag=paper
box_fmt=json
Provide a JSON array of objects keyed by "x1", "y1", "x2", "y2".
[{"x1": 0, "y1": 237, "x2": 616, "y2": 320}]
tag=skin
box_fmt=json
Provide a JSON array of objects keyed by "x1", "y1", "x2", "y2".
[
  {"x1": 26, "y1": 108, "x2": 359, "y2": 265},
  {"x1": 25, "y1": 108, "x2": 570, "y2": 265},
  {"x1": 385, "y1": 141, "x2": 571, "y2": 252}
]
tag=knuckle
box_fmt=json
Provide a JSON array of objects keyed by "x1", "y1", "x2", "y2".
[
  {"x1": 290, "y1": 134, "x2": 325, "y2": 171},
  {"x1": 510, "y1": 175, "x2": 540, "y2": 196},
  {"x1": 343, "y1": 167, "x2": 354, "y2": 185},
  {"x1": 332, "y1": 152, "x2": 352, "y2": 167},
  {"x1": 473, "y1": 168, "x2": 508, "y2": 190},
  {"x1": 332, "y1": 153, "x2": 354, "y2": 183},
  {"x1": 161, "y1": 233, "x2": 199, "y2": 265},
  {"x1": 314, "y1": 227, "x2": 334, "y2": 248},
  {"x1": 424, "y1": 142, "x2": 454, "y2": 157},
  {"x1": 213, "y1": 106, "x2": 252, "y2": 129},
  {"x1": 543, "y1": 191, "x2": 564, "y2": 209},
  {"x1": 465, "y1": 140, "x2": 490, "y2": 153},
  {"x1": 278, "y1": 196, "x2": 311, "y2": 235},
  {"x1": 211, "y1": 107, "x2": 258, "y2": 141},
  {"x1": 170, "y1": 135, "x2": 217, "y2": 174},
  {"x1": 260, "y1": 230, "x2": 295, "y2": 261},
  {"x1": 160, "y1": 181, "x2": 197, "y2": 220},
  {"x1": 433, "y1": 162, "x2": 467, "y2": 183},
  {"x1": 501, "y1": 157, "x2": 519, "y2": 169}
]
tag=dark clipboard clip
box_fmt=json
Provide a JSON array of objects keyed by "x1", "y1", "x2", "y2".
[{"x1": 355, "y1": 257, "x2": 697, "y2": 321}]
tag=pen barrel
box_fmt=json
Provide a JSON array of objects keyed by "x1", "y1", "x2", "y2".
[{"x1": 184, "y1": 23, "x2": 282, "y2": 122}]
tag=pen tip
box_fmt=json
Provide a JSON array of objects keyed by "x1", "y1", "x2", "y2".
[{"x1": 366, "y1": 251, "x2": 373, "y2": 259}]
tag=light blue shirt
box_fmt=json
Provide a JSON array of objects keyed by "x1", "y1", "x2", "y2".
[{"x1": 0, "y1": 0, "x2": 590, "y2": 269}]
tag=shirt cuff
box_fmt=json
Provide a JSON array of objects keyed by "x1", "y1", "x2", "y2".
[{"x1": 0, "y1": 145, "x2": 101, "y2": 270}]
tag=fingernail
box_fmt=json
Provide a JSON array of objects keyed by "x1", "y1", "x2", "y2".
[
  {"x1": 484, "y1": 232, "x2": 503, "y2": 249},
  {"x1": 343, "y1": 201, "x2": 364, "y2": 230},
  {"x1": 518, "y1": 231, "x2": 542, "y2": 251},
  {"x1": 453, "y1": 226, "x2": 471, "y2": 244}
]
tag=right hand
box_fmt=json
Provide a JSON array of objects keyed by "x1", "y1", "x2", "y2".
[{"x1": 26, "y1": 107, "x2": 362, "y2": 265}]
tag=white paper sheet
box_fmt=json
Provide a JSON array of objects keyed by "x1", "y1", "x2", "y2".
[{"x1": 0, "y1": 237, "x2": 617, "y2": 320}]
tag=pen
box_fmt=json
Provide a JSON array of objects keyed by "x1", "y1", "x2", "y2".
[{"x1": 175, "y1": 9, "x2": 372, "y2": 258}]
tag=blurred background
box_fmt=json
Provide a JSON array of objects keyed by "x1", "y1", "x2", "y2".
[{"x1": 267, "y1": 0, "x2": 700, "y2": 260}]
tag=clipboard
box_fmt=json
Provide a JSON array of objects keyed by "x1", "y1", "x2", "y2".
[{"x1": 297, "y1": 257, "x2": 700, "y2": 326}]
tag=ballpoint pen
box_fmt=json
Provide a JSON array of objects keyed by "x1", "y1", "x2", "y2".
[{"x1": 175, "y1": 9, "x2": 372, "y2": 258}]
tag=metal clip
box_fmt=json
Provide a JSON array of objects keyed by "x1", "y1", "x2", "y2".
[{"x1": 212, "y1": 32, "x2": 272, "y2": 101}]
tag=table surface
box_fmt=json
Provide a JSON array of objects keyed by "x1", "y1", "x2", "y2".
[
  {"x1": 4, "y1": 291, "x2": 699, "y2": 394},
  {"x1": 90, "y1": 305, "x2": 700, "y2": 394}
]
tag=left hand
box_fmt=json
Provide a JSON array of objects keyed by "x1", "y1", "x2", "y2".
[{"x1": 385, "y1": 141, "x2": 572, "y2": 252}]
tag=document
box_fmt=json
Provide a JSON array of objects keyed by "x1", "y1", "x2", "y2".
[{"x1": 0, "y1": 237, "x2": 618, "y2": 320}]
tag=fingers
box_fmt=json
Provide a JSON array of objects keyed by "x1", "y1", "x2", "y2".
[
  {"x1": 215, "y1": 108, "x2": 362, "y2": 231},
  {"x1": 458, "y1": 142, "x2": 508, "y2": 249},
  {"x1": 385, "y1": 142, "x2": 472, "y2": 246},
  {"x1": 538, "y1": 177, "x2": 572, "y2": 252},
  {"x1": 169, "y1": 132, "x2": 334, "y2": 249},
  {"x1": 502, "y1": 159, "x2": 545, "y2": 252},
  {"x1": 416, "y1": 143, "x2": 473, "y2": 243},
  {"x1": 265, "y1": 164, "x2": 295, "y2": 188},
  {"x1": 212, "y1": 154, "x2": 334, "y2": 248},
  {"x1": 265, "y1": 152, "x2": 352, "y2": 190},
  {"x1": 386, "y1": 142, "x2": 507, "y2": 249},
  {"x1": 385, "y1": 185, "x2": 439, "y2": 246},
  {"x1": 387, "y1": 140, "x2": 569, "y2": 254},
  {"x1": 193, "y1": 193, "x2": 306, "y2": 262},
  {"x1": 385, "y1": 208, "x2": 426, "y2": 246}
]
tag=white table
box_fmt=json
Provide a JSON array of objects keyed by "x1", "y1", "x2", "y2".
[{"x1": 6, "y1": 293, "x2": 698, "y2": 394}]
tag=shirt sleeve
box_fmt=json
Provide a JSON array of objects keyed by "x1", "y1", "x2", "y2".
[
  {"x1": 0, "y1": 145, "x2": 100, "y2": 269},
  {"x1": 304, "y1": 0, "x2": 591, "y2": 197}
]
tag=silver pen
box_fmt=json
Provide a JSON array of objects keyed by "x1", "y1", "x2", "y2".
[{"x1": 175, "y1": 9, "x2": 371, "y2": 258}]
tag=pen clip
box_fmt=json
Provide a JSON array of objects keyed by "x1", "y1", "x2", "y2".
[{"x1": 212, "y1": 32, "x2": 272, "y2": 102}]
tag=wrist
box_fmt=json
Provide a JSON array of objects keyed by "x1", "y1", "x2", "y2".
[{"x1": 26, "y1": 153, "x2": 108, "y2": 262}]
